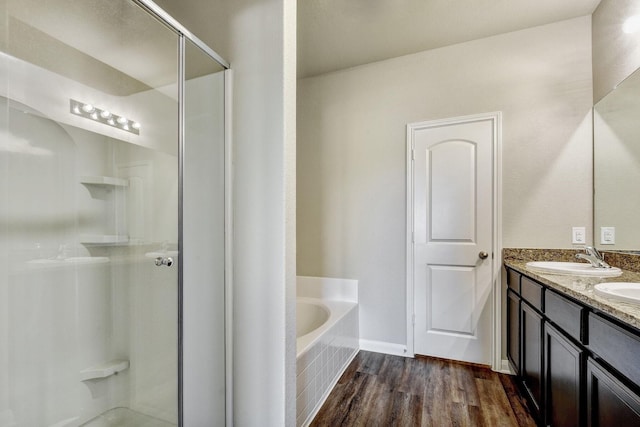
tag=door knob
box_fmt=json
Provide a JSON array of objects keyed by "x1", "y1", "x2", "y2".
[
  {"x1": 478, "y1": 251, "x2": 489, "y2": 260},
  {"x1": 155, "y1": 257, "x2": 174, "y2": 267}
]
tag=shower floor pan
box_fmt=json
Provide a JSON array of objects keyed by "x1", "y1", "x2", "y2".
[{"x1": 80, "y1": 407, "x2": 175, "y2": 427}]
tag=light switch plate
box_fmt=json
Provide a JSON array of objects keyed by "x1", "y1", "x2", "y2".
[
  {"x1": 600, "y1": 227, "x2": 615, "y2": 245},
  {"x1": 572, "y1": 227, "x2": 586, "y2": 244}
]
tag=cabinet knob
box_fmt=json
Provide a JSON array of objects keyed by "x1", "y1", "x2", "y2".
[{"x1": 479, "y1": 251, "x2": 489, "y2": 260}]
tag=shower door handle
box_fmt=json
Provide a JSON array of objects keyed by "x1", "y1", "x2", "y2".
[{"x1": 155, "y1": 257, "x2": 174, "y2": 267}]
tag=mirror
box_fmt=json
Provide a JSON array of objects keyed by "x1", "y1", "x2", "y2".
[{"x1": 594, "y1": 67, "x2": 640, "y2": 251}]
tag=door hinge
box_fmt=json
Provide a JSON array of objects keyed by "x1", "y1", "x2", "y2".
[
  {"x1": 411, "y1": 149, "x2": 415, "y2": 161},
  {"x1": 412, "y1": 314, "x2": 416, "y2": 325},
  {"x1": 412, "y1": 231, "x2": 415, "y2": 243}
]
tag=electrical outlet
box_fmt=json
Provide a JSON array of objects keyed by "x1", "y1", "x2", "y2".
[
  {"x1": 601, "y1": 226, "x2": 615, "y2": 245},
  {"x1": 572, "y1": 227, "x2": 586, "y2": 244}
]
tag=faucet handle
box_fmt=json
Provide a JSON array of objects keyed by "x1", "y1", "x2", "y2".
[
  {"x1": 584, "y1": 246, "x2": 601, "y2": 258},
  {"x1": 579, "y1": 246, "x2": 611, "y2": 268}
]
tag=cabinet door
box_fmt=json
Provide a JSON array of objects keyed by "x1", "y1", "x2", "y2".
[
  {"x1": 522, "y1": 301, "x2": 544, "y2": 418},
  {"x1": 587, "y1": 358, "x2": 640, "y2": 427},
  {"x1": 544, "y1": 322, "x2": 584, "y2": 427},
  {"x1": 507, "y1": 289, "x2": 520, "y2": 374}
]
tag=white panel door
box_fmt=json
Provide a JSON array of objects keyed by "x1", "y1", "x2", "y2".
[{"x1": 411, "y1": 116, "x2": 494, "y2": 365}]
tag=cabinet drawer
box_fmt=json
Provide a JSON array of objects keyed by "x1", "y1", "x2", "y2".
[
  {"x1": 545, "y1": 290, "x2": 584, "y2": 343},
  {"x1": 508, "y1": 269, "x2": 520, "y2": 293},
  {"x1": 588, "y1": 313, "x2": 640, "y2": 385},
  {"x1": 521, "y1": 276, "x2": 543, "y2": 311}
]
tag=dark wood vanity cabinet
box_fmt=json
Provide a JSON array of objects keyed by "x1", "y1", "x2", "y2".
[{"x1": 506, "y1": 267, "x2": 640, "y2": 427}]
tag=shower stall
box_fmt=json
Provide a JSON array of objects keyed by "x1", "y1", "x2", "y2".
[{"x1": 0, "y1": 1, "x2": 230, "y2": 426}]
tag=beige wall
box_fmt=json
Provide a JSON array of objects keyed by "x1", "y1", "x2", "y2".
[
  {"x1": 592, "y1": 0, "x2": 640, "y2": 102},
  {"x1": 297, "y1": 17, "x2": 593, "y2": 346}
]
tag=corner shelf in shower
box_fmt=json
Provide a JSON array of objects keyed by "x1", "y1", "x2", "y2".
[
  {"x1": 79, "y1": 177, "x2": 129, "y2": 246},
  {"x1": 79, "y1": 175, "x2": 128, "y2": 187},
  {"x1": 80, "y1": 359, "x2": 129, "y2": 381},
  {"x1": 80, "y1": 234, "x2": 129, "y2": 246}
]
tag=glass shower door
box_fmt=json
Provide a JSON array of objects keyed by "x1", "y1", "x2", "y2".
[
  {"x1": 182, "y1": 39, "x2": 227, "y2": 425},
  {"x1": 0, "y1": 1, "x2": 181, "y2": 425}
]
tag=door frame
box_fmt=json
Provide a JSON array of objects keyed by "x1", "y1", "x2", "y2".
[{"x1": 405, "y1": 112, "x2": 503, "y2": 370}]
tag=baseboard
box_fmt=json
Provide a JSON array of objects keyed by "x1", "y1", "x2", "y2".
[
  {"x1": 359, "y1": 339, "x2": 409, "y2": 357},
  {"x1": 498, "y1": 358, "x2": 514, "y2": 375}
]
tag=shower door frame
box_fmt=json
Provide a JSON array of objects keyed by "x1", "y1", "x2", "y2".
[{"x1": 131, "y1": 1, "x2": 233, "y2": 426}]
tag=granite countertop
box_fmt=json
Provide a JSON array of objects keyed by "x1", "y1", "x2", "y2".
[{"x1": 503, "y1": 248, "x2": 640, "y2": 331}]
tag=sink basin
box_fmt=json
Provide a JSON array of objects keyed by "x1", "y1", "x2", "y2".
[
  {"x1": 526, "y1": 261, "x2": 622, "y2": 277},
  {"x1": 594, "y1": 282, "x2": 640, "y2": 304}
]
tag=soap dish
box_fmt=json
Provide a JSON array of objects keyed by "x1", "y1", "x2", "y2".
[{"x1": 80, "y1": 359, "x2": 129, "y2": 381}]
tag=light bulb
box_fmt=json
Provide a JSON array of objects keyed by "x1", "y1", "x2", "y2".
[
  {"x1": 131, "y1": 122, "x2": 141, "y2": 130},
  {"x1": 90, "y1": 112, "x2": 98, "y2": 120},
  {"x1": 81, "y1": 103, "x2": 95, "y2": 113},
  {"x1": 623, "y1": 15, "x2": 640, "y2": 34},
  {"x1": 100, "y1": 110, "x2": 111, "y2": 119},
  {"x1": 72, "y1": 105, "x2": 81, "y2": 114},
  {"x1": 107, "y1": 118, "x2": 115, "y2": 125},
  {"x1": 116, "y1": 116, "x2": 128, "y2": 125}
]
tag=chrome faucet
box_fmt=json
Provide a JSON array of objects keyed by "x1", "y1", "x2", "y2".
[{"x1": 576, "y1": 246, "x2": 611, "y2": 269}]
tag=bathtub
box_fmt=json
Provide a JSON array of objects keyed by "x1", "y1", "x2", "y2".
[
  {"x1": 297, "y1": 299, "x2": 329, "y2": 341},
  {"x1": 296, "y1": 284, "x2": 359, "y2": 427},
  {"x1": 296, "y1": 297, "x2": 356, "y2": 357}
]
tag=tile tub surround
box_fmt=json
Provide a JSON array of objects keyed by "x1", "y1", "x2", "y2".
[
  {"x1": 296, "y1": 276, "x2": 359, "y2": 427},
  {"x1": 503, "y1": 248, "x2": 640, "y2": 329},
  {"x1": 296, "y1": 305, "x2": 359, "y2": 427}
]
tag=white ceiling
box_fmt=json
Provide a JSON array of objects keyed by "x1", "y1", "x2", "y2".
[{"x1": 298, "y1": 0, "x2": 602, "y2": 78}]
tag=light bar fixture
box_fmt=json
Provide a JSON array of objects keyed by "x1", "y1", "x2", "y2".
[
  {"x1": 70, "y1": 99, "x2": 140, "y2": 135},
  {"x1": 623, "y1": 15, "x2": 640, "y2": 34}
]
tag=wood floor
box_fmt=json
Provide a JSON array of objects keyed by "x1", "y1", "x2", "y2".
[{"x1": 310, "y1": 351, "x2": 536, "y2": 427}]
